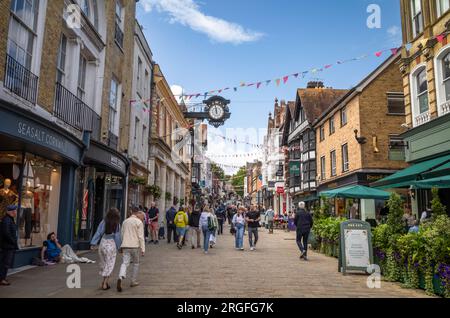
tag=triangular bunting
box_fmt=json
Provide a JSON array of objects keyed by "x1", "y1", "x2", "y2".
[
  {"x1": 266, "y1": 80, "x2": 271, "y2": 86},
  {"x1": 375, "y1": 51, "x2": 383, "y2": 57},
  {"x1": 391, "y1": 48, "x2": 399, "y2": 55},
  {"x1": 276, "y1": 79, "x2": 281, "y2": 86},
  {"x1": 283, "y1": 76, "x2": 289, "y2": 84},
  {"x1": 437, "y1": 34, "x2": 445, "y2": 43},
  {"x1": 257, "y1": 82, "x2": 262, "y2": 89},
  {"x1": 293, "y1": 73, "x2": 299, "y2": 78},
  {"x1": 324, "y1": 64, "x2": 332, "y2": 69}
]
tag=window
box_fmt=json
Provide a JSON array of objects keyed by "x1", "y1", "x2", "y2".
[
  {"x1": 302, "y1": 133, "x2": 309, "y2": 152},
  {"x1": 387, "y1": 92, "x2": 405, "y2": 114},
  {"x1": 329, "y1": 117, "x2": 335, "y2": 135},
  {"x1": 115, "y1": 0, "x2": 124, "y2": 47},
  {"x1": 80, "y1": 0, "x2": 90, "y2": 18},
  {"x1": 56, "y1": 35, "x2": 67, "y2": 84},
  {"x1": 77, "y1": 56, "x2": 87, "y2": 101},
  {"x1": 115, "y1": 0, "x2": 123, "y2": 23},
  {"x1": 109, "y1": 78, "x2": 120, "y2": 132},
  {"x1": 319, "y1": 125, "x2": 325, "y2": 142},
  {"x1": 320, "y1": 156, "x2": 326, "y2": 181},
  {"x1": 330, "y1": 150, "x2": 337, "y2": 177},
  {"x1": 416, "y1": 68, "x2": 429, "y2": 114},
  {"x1": 137, "y1": 57, "x2": 142, "y2": 95},
  {"x1": 8, "y1": 0, "x2": 40, "y2": 69},
  {"x1": 142, "y1": 125, "x2": 147, "y2": 148},
  {"x1": 389, "y1": 136, "x2": 406, "y2": 161},
  {"x1": 442, "y1": 52, "x2": 450, "y2": 102},
  {"x1": 437, "y1": 0, "x2": 450, "y2": 18},
  {"x1": 134, "y1": 117, "x2": 140, "y2": 154},
  {"x1": 342, "y1": 144, "x2": 349, "y2": 172},
  {"x1": 411, "y1": 0, "x2": 423, "y2": 37},
  {"x1": 340, "y1": 107, "x2": 347, "y2": 126}
]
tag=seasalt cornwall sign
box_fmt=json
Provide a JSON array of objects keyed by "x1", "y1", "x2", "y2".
[{"x1": 18, "y1": 122, "x2": 67, "y2": 152}]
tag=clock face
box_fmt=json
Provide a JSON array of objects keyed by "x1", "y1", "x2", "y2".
[{"x1": 209, "y1": 104, "x2": 225, "y2": 120}]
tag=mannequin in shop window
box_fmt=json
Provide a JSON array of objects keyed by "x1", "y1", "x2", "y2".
[
  {"x1": 0, "y1": 179, "x2": 18, "y2": 219},
  {"x1": 21, "y1": 181, "x2": 34, "y2": 247}
]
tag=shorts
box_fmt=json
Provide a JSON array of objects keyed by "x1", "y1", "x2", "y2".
[
  {"x1": 150, "y1": 222, "x2": 159, "y2": 231},
  {"x1": 176, "y1": 227, "x2": 187, "y2": 237}
]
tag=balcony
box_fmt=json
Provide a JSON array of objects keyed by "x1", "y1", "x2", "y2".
[
  {"x1": 4, "y1": 54, "x2": 39, "y2": 104},
  {"x1": 415, "y1": 111, "x2": 430, "y2": 127},
  {"x1": 54, "y1": 82, "x2": 101, "y2": 140},
  {"x1": 114, "y1": 22, "x2": 124, "y2": 49},
  {"x1": 440, "y1": 101, "x2": 450, "y2": 116}
]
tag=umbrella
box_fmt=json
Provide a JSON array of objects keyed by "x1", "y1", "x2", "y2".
[{"x1": 319, "y1": 185, "x2": 391, "y2": 200}]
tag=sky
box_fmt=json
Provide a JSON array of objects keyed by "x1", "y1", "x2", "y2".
[{"x1": 136, "y1": 0, "x2": 403, "y2": 174}]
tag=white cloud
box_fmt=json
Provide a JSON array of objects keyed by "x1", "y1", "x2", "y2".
[
  {"x1": 387, "y1": 25, "x2": 402, "y2": 46},
  {"x1": 141, "y1": 0, "x2": 264, "y2": 44}
]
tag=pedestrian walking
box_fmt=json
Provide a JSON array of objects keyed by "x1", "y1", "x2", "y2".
[
  {"x1": 90, "y1": 208, "x2": 121, "y2": 290},
  {"x1": 209, "y1": 211, "x2": 219, "y2": 248},
  {"x1": 143, "y1": 207, "x2": 149, "y2": 243},
  {"x1": 188, "y1": 205, "x2": 202, "y2": 249},
  {"x1": 294, "y1": 202, "x2": 313, "y2": 261},
  {"x1": 148, "y1": 202, "x2": 160, "y2": 244},
  {"x1": 0, "y1": 205, "x2": 18, "y2": 286},
  {"x1": 174, "y1": 207, "x2": 188, "y2": 250},
  {"x1": 166, "y1": 205, "x2": 178, "y2": 244},
  {"x1": 200, "y1": 206, "x2": 213, "y2": 254},
  {"x1": 215, "y1": 205, "x2": 226, "y2": 235},
  {"x1": 266, "y1": 207, "x2": 275, "y2": 234},
  {"x1": 117, "y1": 208, "x2": 145, "y2": 292},
  {"x1": 246, "y1": 205, "x2": 261, "y2": 251},
  {"x1": 232, "y1": 208, "x2": 246, "y2": 250}
]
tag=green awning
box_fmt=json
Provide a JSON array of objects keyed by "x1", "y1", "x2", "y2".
[
  {"x1": 319, "y1": 185, "x2": 391, "y2": 200},
  {"x1": 412, "y1": 175, "x2": 450, "y2": 189},
  {"x1": 373, "y1": 154, "x2": 450, "y2": 189}
]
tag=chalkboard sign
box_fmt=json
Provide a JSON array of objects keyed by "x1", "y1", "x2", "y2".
[{"x1": 338, "y1": 220, "x2": 374, "y2": 274}]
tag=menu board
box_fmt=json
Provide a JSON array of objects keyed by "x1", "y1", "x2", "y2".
[{"x1": 338, "y1": 220, "x2": 374, "y2": 274}]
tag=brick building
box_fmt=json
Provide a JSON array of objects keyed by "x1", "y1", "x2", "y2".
[
  {"x1": 374, "y1": 0, "x2": 450, "y2": 216},
  {"x1": 314, "y1": 53, "x2": 408, "y2": 221}
]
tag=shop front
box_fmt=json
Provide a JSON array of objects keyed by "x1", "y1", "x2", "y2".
[
  {"x1": 318, "y1": 171, "x2": 393, "y2": 222},
  {"x1": 72, "y1": 140, "x2": 128, "y2": 250},
  {"x1": 0, "y1": 102, "x2": 84, "y2": 267},
  {"x1": 128, "y1": 161, "x2": 149, "y2": 210}
]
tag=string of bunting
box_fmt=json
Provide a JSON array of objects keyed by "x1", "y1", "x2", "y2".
[{"x1": 178, "y1": 46, "x2": 405, "y2": 100}]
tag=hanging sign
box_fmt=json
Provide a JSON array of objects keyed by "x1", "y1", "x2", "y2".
[{"x1": 338, "y1": 220, "x2": 374, "y2": 275}]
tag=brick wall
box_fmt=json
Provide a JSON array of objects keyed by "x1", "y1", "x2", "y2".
[
  {"x1": 359, "y1": 59, "x2": 408, "y2": 171},
  {"x1": 37, "y1": 0, "x2": 65, "y2": 113},
  {"x1": 0, "y1": 0, "x2": 10, "y2": 82},
  {"x1": 101, "y1": 0, "x2": 136, "y2": 152},
  {"x1": 315, "y1": 96, "x2": 362, "y2": 184}
]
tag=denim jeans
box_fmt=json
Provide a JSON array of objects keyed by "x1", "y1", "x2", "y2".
[
  {"x1": 248, "y1": 227, "x2": 259, "y2": 248},
  {"x1": 201, "y1": 226, "x2": 211, "y2": 252},
  {"x1": 235, "y1": 223, "x2": 244, "y2": 249},
  {"x1": 296, "y1": 230, "x2": 310, "y2": 256}
]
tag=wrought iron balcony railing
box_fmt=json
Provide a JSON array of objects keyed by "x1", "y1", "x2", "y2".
[
  {"x1": 4, "y1": 54, "x2": 39, "y2": 104},
  {"x1": 54, "y1": 82, "x2": 101, "y2": 140}
]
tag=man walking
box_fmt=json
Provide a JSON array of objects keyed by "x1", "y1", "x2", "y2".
[
  {"x1": 166, "y1": 205, "x2": 178, "y2": 244},
  {"x1": 266, "y1": 206, "x2": 275, "y2": 234},
  {"x1": 216, "y1": 205, "x2": 226, "y2": 235},
  {"x1": 0, "y1": 205, "x2": 18, "y2": 286},
  {"x1": 294, "y1": 202, "x2": 313, "y2": 261},
  {"x1": 117, "y1": 208, "x2": 145, "y2": 292},
  {"x1": 246, "y1": 205, "x2": 261, "y2": 251},
  {"x1": 148, "y1": 202, "x2": 159, "y2": 244}
]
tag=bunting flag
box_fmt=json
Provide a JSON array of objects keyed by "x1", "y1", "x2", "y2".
[
  {"x1": 168, "y1": 46, "x2": 410, "y2": 99},
  {"x1": 436, "y1": 33, "x2": 446, "y2": 43}
]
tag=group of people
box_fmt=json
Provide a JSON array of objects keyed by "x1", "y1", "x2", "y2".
[{"x1": 0, "y1": 199, "x2": 315, "y2": 290}]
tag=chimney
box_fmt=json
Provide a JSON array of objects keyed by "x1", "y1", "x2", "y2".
[{"x1": 307, "y1": 81, "x2": 324, "y2": 89}]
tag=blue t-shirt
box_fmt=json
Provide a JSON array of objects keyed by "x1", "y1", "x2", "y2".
[{"x1": 44, "y1": 240, "x2": 61, "y2": 259}]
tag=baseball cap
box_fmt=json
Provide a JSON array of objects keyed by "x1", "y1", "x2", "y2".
[{"x1": 7, "y1": 205, "x2": 17, "y2": 212}]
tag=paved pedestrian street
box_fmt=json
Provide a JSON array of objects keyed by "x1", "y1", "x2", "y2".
[{"x1": 0, "y1": 226, "x2": 431, "y2": 298}]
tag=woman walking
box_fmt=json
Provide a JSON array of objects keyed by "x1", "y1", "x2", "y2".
[
  {"x1": 200, "y1": 206, "x2": 213, "y2": 254},
  {"x1": 232, "y1": 208, "x2": 246, "y2": 251},
  {"x1": 209, "y1": 211, "x2": 219, "y2": 249},
  {"x1": 91, "y1": 208, "x2": 122, "y2": 290}
]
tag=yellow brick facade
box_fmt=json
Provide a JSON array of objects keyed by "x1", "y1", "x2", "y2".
[{"x1": 315, "y1": 56, "x2": 408, "y2": 187}]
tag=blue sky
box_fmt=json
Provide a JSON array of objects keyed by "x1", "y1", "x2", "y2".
[{"x1": 137, "y1": 0, "x2": 402, "y2": 171}]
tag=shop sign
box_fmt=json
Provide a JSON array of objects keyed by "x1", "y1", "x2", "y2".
[
  {"x1": 289, "y1": 161, "x2": 301, "y2": 176},
  {"x1": 338, "y1": 220, "x2": 374, "y2": 275},
  {"x1": 111, "y1": 155, "x2": 126, "y2": 171},
  {"x1": 366, "y1": 174, "x2": 385, "y2": 182}
]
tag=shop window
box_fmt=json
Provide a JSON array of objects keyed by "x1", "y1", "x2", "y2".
[
  {"x1": 0, "y1": 152, "x2": 22, "y2": 220},
  {"x1": 19, "y1": 154, "x2": 61, "y2": 249}
]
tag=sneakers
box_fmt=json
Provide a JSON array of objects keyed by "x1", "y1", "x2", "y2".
[
  {"x1": 116, "y1": 278, "x2": 123, "y2": 292},
  {"x1": 250, "y1": 247, "x2": 255, "y2": 251},
  {"x1": 0, "y1": 280, "x2": 11, "y2": 286},
  {"x1": 130, "y1": 282, "x2": 140, "y2": 288},
  {"x1": 154, "y1": 240, "x2": 159, "y2": 245}
]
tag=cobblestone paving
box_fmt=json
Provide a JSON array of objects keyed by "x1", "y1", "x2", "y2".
[{"x1": 0, "y1": 226, "x2": 432, "y2": 298}]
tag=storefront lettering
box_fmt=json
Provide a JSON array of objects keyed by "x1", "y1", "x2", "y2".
[
  {"x1": 111, "y1": 156, "x2": 125, "y2": 170},
  {"x1": 18, "y1": 122, "x2": 67, "y2": 152}
]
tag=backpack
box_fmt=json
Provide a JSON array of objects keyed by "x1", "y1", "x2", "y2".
[{"x1": 208, "y1": 215, "x2": 217, "y2": 232}]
